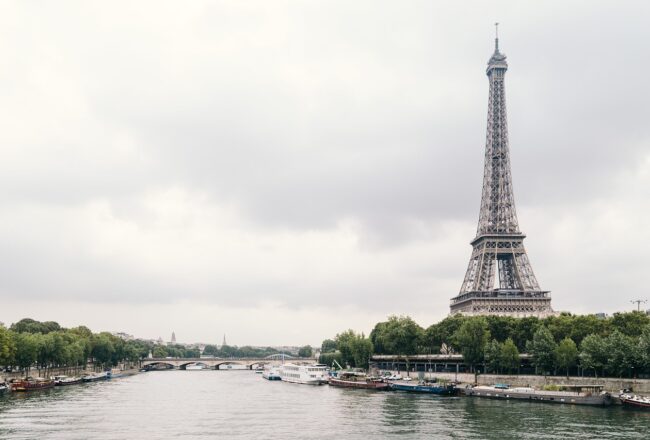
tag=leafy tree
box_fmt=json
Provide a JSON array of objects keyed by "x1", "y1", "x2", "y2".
[
  {"x1": 604, "y1": 330, "x2": 640, "y2": 378},
  {"x1": 372, "y1": 315, "x2": 423, "y2": 356},
  {"x1": 424, "y1": 314, "x2": 466, "y2": 353},
  {"x1": 486, "y1": 316, "x2": 517, "y2": 343},
  {"x1": 453, "y1": 317, "x2": 490, "y2": 377},
  {"x1": 555, "y1": 337, "x2": 578, "y2": 377},
  {"x1": 0, "y1": 325, "x2": 16, "y2": 367},
  {"x1": 92, "y1": 333, "x2": 116, "y2": 367},
  {"x1": 350, "y1": 336, "x2": 373, "y2": 369},
  {"x1": 298, "y1": 345, "x2": 313, "y2": 358},
  {"x1": 512, "y1": 317, "x2": 540, "y2": 351},
  {"x1": 153, "y1": 345, "x2": 168, "y2": 358},
  {"x1": 13, "y1": 332, "x2": 40, "y2": 375},
  {"x1": 335, "y1": 330, "x2": 373, "y2": 369},
  {"x1": 527, "y1": 326, "x2": 557, "y2": 375},
  {"x1": 610, "y1": 312, "x2": 650, "y2": 338},
  {"x1": 202, "y1": 345, "x2": 219, "y2": 356},
  {"x1": 579, "y1": 334, "x2": 607, "y2": 377},
  {"x1": 320, "y1": 339, "x2": 337, "y2": 354},
  {"x1": 10, "y1": 318, "x2": 61, "y2": 334},
  {"x1": 319, "y1": 351, "x2": 343, "y2": 368},
  {"x1": 485, "y1": 339, "x2": 501, "y2": 373},
  {"x1": 500, "y1": 338, "x2": 520, "y2": 374},
  {"x1": 639, "y1": 325, "x2": 650, "y2": 374}
]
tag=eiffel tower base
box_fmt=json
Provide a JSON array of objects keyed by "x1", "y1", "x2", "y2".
[{"x1": 450, "y1": 294, "x2": 555, "y2": 318}]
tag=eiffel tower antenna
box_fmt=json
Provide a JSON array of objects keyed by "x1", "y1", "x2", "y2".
[{"x1": 450, "y1": 29, "x2": 553, "y2": 317}]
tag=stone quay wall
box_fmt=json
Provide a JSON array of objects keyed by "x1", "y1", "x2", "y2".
[{"x1": 383, "y1": 370, "x2": 650, "y2": 394}]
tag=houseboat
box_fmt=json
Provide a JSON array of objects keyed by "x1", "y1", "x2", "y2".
[
  {"x1": 53, "y1": 375, "x2": 83, "y2": 386},
  {"x1": 11, "y1": 378, "x2": 55, "y2": 392},
  {"x1": 328, "y1": 371, "x2": 390, "y2": 390},
  {"x1": 462, "y1": 384, "x2": 612, "y2": 406}
]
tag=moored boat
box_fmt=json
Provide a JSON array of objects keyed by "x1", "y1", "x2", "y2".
[
  {"x1": 0, "y1": 382, "x2": 8, "y2": 394},
  {"x1": 262, "y1": 367, "x2": 281, "y2": 381},
  {"x1": 53, "y1": 375, "x2": 83, "y2": 386},
  {"x1": 619, "y1": 393, "x2": 650, "y2": 409},
  {"x1": 328, "y1": 371, "x2": 390, "y2": 390},
  {"x1": 82, "y1": 371, "x2": 110, "y2": 382},
  {"x1": 11, "y1": 377, "x2": 55, "y2": 392},
  {"x1": 279, "y1": 363, "x2": 328, "y2": 385},
  {"x1": 390, "y1": 381, "x2": 457, "y2": 395},
  {"x1": 463, "y1": 384, "x2": 612, "y2": 406}
]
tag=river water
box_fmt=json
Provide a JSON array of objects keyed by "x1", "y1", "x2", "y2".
[{"x1": 0, "y1": 371, "x2": 647, "y2": 439}]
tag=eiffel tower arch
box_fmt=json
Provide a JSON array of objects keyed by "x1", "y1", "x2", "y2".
[{"x1": 450, "y1": 30, "x2": 554, "y2": 318}]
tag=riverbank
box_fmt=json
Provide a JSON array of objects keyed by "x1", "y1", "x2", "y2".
[
  {"x1": 379, "y1": 370, "x2": 650, "y2": 393},
  {"x1": 2, "y1": 366, "x2": 141, "y2": 382}
]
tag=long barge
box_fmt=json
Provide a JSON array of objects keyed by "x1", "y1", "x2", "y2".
[
  {"x1": 462, "y1": 384, "x2": 612, "y2": 406},
  {"x1": 390, "y1": 381, "x2": 457, "y2": 395}
]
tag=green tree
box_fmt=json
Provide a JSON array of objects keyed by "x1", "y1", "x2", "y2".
[
  {"x1": 372, "y1": 316, "x2": 423, "y2": 356},
  {"x1": 92, "y1": 333, "x2": 116, "y2": 368},
  {"x1": 610, "y1": 312, "x2": 650, "y2": 337},
  {"x1": 298, "y1": 345, "x2": 313, "y2": 358},
  {"x1": 320, "y1": 339, "x2": 337, "y2": 354},
  {"x1": 453, "y1": 317, "x2": 490, "y2": 378},
  {"x1": 579, "y1": 334, "x2": 607, "y2": 377},
  {"x1": 13, "y1": 332, "x2": 40, "y2": 375},
  {"x1": 512, "y1": 316, "x2": 540, "y2": 351},
  {"x1": 555, "y1": 337, "x2": 578, "y2": 377},
  {"x1": 424, "y1": 314, "x2": 466, "y2": 353},
  {"x1": 485, "y1": 339, "x2": 502, "y2": 373},
  {"x1": 605, "y1": 330, "x2": 639, "y2": 378},
  {"x1": 202, "y1": 344, "x2": 219, "y2": 356},
  {"x1": 639, "y1": 325, "x2": 650, "y2": 374},
  {"x1": 152, "y1": 345, "x2": 168, "y2": 358},
  {"x1": 486, "y1": 316, "x2": 517, "y2": 343},
  {"x1": 527, "y1": 326, "x2": 557, "y2": 375},
  {"x1": 500, "y1": 338, "x2": 520, "y2": 374},
  {"x1": 0, "y1": 325, "x2": 16, "y2": 367},
  {"x1": 335, "y1": 330, "x2": 373, "y2": 369}
]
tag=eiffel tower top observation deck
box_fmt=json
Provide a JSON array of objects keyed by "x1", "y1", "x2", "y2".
[{"x1": 450, "y1": 26, "x2": 553, "y2": 317}]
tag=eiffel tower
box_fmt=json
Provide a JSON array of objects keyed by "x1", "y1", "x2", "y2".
[{"x1": 450, "y1": 26, "x2": 553, "y2": 317}]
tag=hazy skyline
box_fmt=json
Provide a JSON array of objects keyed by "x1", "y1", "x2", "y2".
[{"x1": 1, "y1": 1, "x2": 649, "y2": 345}]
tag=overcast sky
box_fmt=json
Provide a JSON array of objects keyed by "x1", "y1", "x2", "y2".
[{"x1": 1, "y1": 1, "x2": 649, "y2": 345}]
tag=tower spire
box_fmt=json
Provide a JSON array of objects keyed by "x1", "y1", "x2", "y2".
[{"x1": 495, "y1": 22, "x2": 499, "y2": 52}]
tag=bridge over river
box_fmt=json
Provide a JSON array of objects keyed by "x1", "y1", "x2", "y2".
[{"x1": 141, "y1": 354, "x2": 318, "y2": 370}]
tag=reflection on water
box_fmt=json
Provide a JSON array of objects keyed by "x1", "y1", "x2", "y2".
[{"x1": 0, "y1": 371, "x2": 647, "y2": 439}]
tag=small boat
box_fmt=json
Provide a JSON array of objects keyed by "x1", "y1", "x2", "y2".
[
  {"x1": 11, "y1": 377, "x2": 55, "y2": 392},
  {"x1": 185, "y1": 364, "x2": 206, "y2": 371},
  {"x1": 328, "y1": 371, "x2": 390, "y2": 390},
  {"x1": 619, "y1": 393, "x2": 650, "y2": 409},
  {"x1": 0, "y1": 382, "x2": 8, "y2": 394},
  {"x1": 53, "y1": 375, "x2": 83, "y2": 386},
  {"x1": 262, "y1": 367, "x2": 281, "y2": 381},
  {"x1": 82, "y1": 371, "x2": 110, "y2": 382},
  {"x1": 390, "y1": 381, "x2": 457, "y2": 395},
  {"x1": 463, "y1": 384, "x2": 612, "y2": 406}
]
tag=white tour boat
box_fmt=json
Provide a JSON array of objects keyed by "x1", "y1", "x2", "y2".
[{"x1": 279, "y1": 363, "x2": 328, "y2": 385}]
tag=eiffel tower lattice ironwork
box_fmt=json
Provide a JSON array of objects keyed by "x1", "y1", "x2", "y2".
[{"x1": 450, "y1": 28, "x2": 553, "y2": 317}]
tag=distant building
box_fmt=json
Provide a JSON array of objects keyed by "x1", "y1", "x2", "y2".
[
  {"x1": 171, "y1": 331, "x2": 176, "y2": 344},
  {"x1": 222, "y1": 334, "x2": 227, "y2": 347},
  {"x1": 595, "y1": 313, "x2": 608, "y2": 319}
]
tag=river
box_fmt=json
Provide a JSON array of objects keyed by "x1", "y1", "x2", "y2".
[{"x1": 0, "y1": 371, "x2": 647, "y2": 439}]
